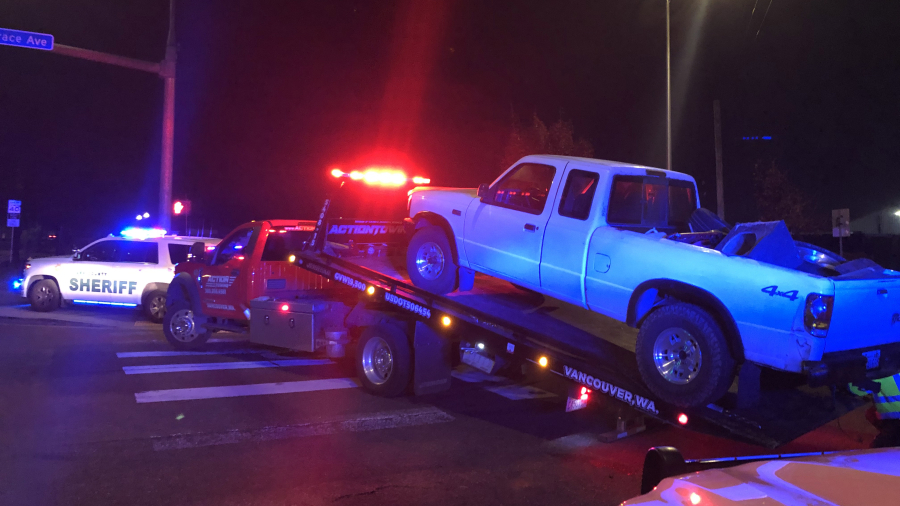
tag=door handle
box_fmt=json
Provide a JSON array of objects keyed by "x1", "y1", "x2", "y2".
[{"x1": 524, "y1": 224, "x2": 538, "y2": 232}]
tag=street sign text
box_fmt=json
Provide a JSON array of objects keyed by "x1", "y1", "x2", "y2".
[{"x1": 0, "y1": 28, "x2": 54, "y2": 51}]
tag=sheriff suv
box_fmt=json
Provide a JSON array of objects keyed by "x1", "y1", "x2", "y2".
[{"x1": 22, "y1": 232, "x2": 220, "y2": 322}]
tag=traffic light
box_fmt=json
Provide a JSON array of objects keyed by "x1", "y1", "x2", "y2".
[{"x1": 173, "y1": 200, "x2": 192, "y2": 216}]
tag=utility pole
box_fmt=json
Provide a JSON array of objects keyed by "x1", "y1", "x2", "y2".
[
  {"x1": 159, "y1": 0, "x2": 177, "y2": 231},
  {"x1": 666, "y1": 0, "x2": 672, "y2": 172},
  {"x1": 713, "y1": 100, "x2": 725, "y2": 220}
]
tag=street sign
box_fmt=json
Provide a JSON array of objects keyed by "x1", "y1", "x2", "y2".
[
  {"x1": 0, "y1": 28, "x2": 54, "y2": 51},
  {"x1": 832, "y1": 209, "x2": 850, "y2": 238},
  {"x1": 7, "y1": 199, "x2": 21, "y2": 228}
]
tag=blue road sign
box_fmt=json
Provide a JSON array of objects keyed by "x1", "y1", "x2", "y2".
[{"x1": 0, "y1": 28, "x2": 54, "y2": 51}]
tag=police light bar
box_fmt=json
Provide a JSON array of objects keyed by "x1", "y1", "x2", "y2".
[
  {"x1": 121, "y1": 227, "x2": 167, "y2": 240},
  {"x1": 330, "y1": 167, "x2": 430, "y2": 187}
]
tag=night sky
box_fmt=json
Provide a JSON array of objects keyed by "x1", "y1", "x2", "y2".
[{"x1": 2, "y1": 0, "x2": 899, "y2": 246}]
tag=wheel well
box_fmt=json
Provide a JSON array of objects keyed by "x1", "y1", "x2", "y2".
[
  {"x1": 141, "y1": 282, "x2": 169, "y2": 304},
  {"x1": 27, "y1": 275, "x2": 60, "y2": 295},
  {"x1": 411, "y1": 212, "x2": 458, "y2": 263},
  {"x1": 628, "y1": 279, "x2": 745, "y2": 362}
]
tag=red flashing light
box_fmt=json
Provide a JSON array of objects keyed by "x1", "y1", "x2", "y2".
[
  {"x1": 236, "y1": 255, "x2": 245, "y2": 261},
  {"x1": 328, "y1": 167, "x2": 430, "y2": 187},
  {"x1": 689, "y1": 492, "x2": 701, "y2": 505},
  {"x1": 579, "y1": 386, "x2": 591, "y2": 401},
  {"x1": 677, "y1": 413, "x2": 689, "y2": 425},
  {"x1": 205, "y1": 245, "x2": 216, "y2": 251},
  {"x1": 280, "y1": 304, "x2": 289, "y2": 312}
]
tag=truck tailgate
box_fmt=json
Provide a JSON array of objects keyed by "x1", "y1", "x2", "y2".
[{"x1": 826, "y1": 275, "x2": 900, "y2": 353}]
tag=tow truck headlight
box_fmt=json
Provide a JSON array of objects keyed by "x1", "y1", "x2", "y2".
[{"x1": 804, "y1": 293, "x2": 834, "y2": 337}]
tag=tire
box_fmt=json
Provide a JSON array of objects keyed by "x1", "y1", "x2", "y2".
[
  {"x1": 406, "y1": 225, "x2": 458, "y2": 294},
  {"x1": 162, "y1": 300, "x2": 211, "y2": 350},
  {"x1": 28, "y1": 279, "x2": 60, "y2": 312},
  {"x1": 143, "y1": 290, "x2": 167, "y2": 323},
  {"x1": 635, "y1": 302, "x2": 736, "y2": 408},
  {"x1": 356, "y1": 324, "x2": 412, "y2": 397}
]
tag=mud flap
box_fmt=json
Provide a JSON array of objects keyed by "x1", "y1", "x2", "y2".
[{"x1": 413, "y1": 321, "x2": 452, "y2": 395}]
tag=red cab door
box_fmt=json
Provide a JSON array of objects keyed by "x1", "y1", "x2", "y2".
[{"x1": 199, "y1": 225, "x2": 258, "y2": 320}]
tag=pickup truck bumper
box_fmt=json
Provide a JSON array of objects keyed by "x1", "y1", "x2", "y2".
[{"x1": 804, "y1": 342, "x2": 900, "y2": 387}]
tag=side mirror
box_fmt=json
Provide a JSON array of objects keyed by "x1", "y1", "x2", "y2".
[
  {"x1": 189, "y1": 242, "x2": 207, "y2": 263},
  {"x1": 477, "y1": 183, "x2": 490, "y2": 200}
]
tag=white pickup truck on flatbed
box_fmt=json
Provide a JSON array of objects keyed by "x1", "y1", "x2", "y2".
[{"x1": 404, "y1": 154, "x2": 900, "y2": 407}]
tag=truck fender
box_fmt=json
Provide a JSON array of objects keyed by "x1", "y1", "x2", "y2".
[
  {"x1": 627, "y1": 279, "x2": 745, "y2": 363},
  {"x1": 167, "y1": 272, "x2": 205, "y2": 315},
  {"x1": 410, "y1": 212, "x2": 459, "y2": 264},
  {"x1": 344, "y1": 303, "x2": 410, "y2": 341}
]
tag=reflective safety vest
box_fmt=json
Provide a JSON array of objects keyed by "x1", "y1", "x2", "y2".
[{"x1": 850, "y1": 374, "x2": 900, "y2": 420}]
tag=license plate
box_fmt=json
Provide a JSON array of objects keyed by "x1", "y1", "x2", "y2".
[
  {"x1": 461, "y1": 350, "x2": 495, "y2": 374},
  {"x1": 863, "y1": 350, "x2": 881, "y2": 370},
  {"x1": 566, "y1": 396, "x2": 588, "y2": 413}
]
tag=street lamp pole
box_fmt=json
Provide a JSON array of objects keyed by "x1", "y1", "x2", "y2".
[{"x1": 666, "y1": 0, "x2": 672, "y2": 172}]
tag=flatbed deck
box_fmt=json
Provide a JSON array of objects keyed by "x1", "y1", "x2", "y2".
[{"x1": 297, "y1": 251, "x2": 864, "y2": 448}]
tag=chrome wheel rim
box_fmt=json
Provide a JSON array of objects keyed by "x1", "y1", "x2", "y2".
[
  {"x1": 149, "y1": 296, "x2": 166, "y2": 320},
  {"x1": 169, "y1": 309, "x2": 200, "y2": 342},
  {"x1": 415, "y1": 241, "x2": 445, "y2": 281},
  {"x1": 361, "y1": 336, "x2": 393, "y2": 385},
  {"x1": 652, "y1": 327, "x2": 702, "y2": 385}
]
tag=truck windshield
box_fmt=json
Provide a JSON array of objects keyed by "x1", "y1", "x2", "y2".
[{"x1": 261, "y1": 230, "x2": 313, "y2": 261}]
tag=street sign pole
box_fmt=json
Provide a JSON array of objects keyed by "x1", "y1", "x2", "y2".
[
  {"x1": 832, "y1": 208, "x2": 850, "y2": 258},
  {"x1": 7, "y1": 200, "x2": 21, "y2": 265}
]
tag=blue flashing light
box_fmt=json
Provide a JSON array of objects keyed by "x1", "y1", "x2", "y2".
[
  {"x1": 72, "y1": 300, "x2": 138, "y2": 307},
  {"x1": 121, "y1": 227, "x2": 167, "y2": 240},
  {"x1": 762, "y1": 136, "x2": 772, "y2": 140},
  {"x1": 12, "y1": 278, "x2": 23, "y2": 290}
]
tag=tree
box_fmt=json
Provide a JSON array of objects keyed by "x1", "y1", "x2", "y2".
[
  {"x1": 502, "y1": 112, "x2": 594, "y2": 167},
  {"x1": 752, "y1": 162, "x2": 824, "y2": 233}
]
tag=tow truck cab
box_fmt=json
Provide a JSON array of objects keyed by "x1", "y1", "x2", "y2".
[{"x1": 171, "y1": 220, "x2": 327, "y2": 324}]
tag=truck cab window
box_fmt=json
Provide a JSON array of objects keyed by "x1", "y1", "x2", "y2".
[
  {"x1": 490, "y1": 163, "x2": 556, "y2": 214},
  {"x1": 558, "y1": 170, "x2": 599, "y2": 220},
  {"x1": 668, "y1": 181, "x2": 697, "y2": 230},
  {"x1": 607, "y1": 177, "x2": 644, "y2": 224},
  {"x1": 261, "y1": 230, "x2": 312, "y2": 261},
  {"x1": 78, "y1": 240, "x2": 119, "y2": 262},
  {"x1": 608, "y1": 175, "x2": 689, "y2": 231},
  {"x1": 118, "y1": 241, "x2": 159, "y2": 264},
  {"x1": 213, "y1": 228, "x2": 255, "y2": 265}
]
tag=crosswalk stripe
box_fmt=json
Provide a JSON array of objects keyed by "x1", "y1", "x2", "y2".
[
  {"x1": 135, "y1": 377, "x2": 359, "y2": 403},
  {"x1": 117, "y1": 349, "x2": 267, "y2": 358},
  {"x1": 122, "y1": 358, "x2": 333, "y2": 375}
]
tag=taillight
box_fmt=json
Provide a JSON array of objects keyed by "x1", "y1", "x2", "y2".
[{"x1": 804, "y1": 293, "x2": 834, "y2": 337}]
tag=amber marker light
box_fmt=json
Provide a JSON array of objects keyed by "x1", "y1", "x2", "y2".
[
  {"x1": 538, "y1": 356, "x2": 549, "y2": 368},
  {"x1": 288, "y1": 254, "x2": 296, "y2": 263},
  {"x1": 441, "y1": 315, "x2": 452, "y2": 327},
  {"x1": 366, "y1": 286, "x2": 376, "y2": 295}
]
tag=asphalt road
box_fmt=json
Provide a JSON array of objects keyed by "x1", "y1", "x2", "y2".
[{"x1": 0, "y1": 300, "x2": 879, "y2": 506}]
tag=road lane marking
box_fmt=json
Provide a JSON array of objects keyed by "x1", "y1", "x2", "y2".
[
  {"x1": 117, "y1": 349, "x2": 267, "y2": 358},
  {"x1": 122, "y1": 358, "x2": 333, "y2": 375},
  {"x1": 152, "y1": 407, "x2": 454, "y2": 451},
  {"x1": 135, "y1": 377, "x2": 359, "y2": 403}
]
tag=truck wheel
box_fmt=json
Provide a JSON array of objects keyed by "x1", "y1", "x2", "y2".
[
  {"x1": 143, "y1": 290, "x2": 167, "y2": 323},
  {"x1": 29, "y1": 279, "x2": 60, "y2": 312},
  {"x1": 356, "y1": 324, "x2": 411, "y2": 397},
  {"x1": 635, "y1": 303, "x2": 735, "y2": 408},
  {"x1": 407, "y1": 225, "x2": 458, "y2": 294},
  {"x1": 163, "y1": 300, "x2": 210, "y2": 350}
]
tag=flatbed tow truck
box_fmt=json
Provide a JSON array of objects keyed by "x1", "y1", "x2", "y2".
[{"x1": 166, "y1": 171, "x2": 864, "y2": 448}]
